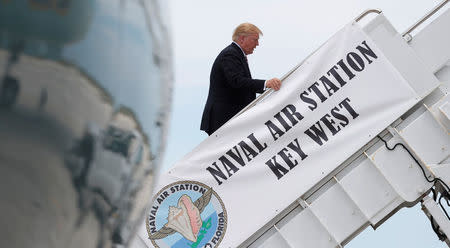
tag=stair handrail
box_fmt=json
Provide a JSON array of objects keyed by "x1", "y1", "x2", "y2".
[
  {"x1": 402, "y1": 0, "x2": 449, "y2": 41},
  {"x1": 233, "y1": 9, "x2": 382, "y2": 119}
]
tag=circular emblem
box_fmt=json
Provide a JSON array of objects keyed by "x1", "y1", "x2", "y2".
[{"x1": 147, "y1": 181, "x2": 227, "y2": 248}]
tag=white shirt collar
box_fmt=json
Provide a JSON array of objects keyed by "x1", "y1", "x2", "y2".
[{"x1": 233, "y1": 41, "x2": 246, "y2": 57}]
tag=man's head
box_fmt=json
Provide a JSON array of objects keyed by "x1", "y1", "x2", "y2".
[{"x1": 232, "y1": 23, "x2": 263, "y2": 55}]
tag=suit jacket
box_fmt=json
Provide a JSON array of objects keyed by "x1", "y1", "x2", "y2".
[{"x1": 200, "y1": 43, "x2": 265, "y2": 135}]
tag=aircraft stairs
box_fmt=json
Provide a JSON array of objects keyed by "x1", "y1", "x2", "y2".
[{"x1": 239, "y1": 2, "x2": 450, "y2": 248}]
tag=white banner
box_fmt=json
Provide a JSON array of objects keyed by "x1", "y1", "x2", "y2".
[{"x1": 147, "y1": 23, "x2": 419, "y2": 248}]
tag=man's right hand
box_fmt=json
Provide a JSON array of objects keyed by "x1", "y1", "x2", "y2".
[{"x1": 266, "y1": 78, "x2": 282, "y2": 91}]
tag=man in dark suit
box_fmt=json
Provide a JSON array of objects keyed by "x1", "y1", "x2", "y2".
[{"x1": 200, "y1": 23, "x2": 282, "y2": 135}]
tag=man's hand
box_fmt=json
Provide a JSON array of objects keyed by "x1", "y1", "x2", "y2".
[{"x1": 266, "y1": 78, "x2": 282, "y2": 91}]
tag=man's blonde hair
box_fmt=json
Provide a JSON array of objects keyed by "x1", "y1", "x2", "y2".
[{"x1": 232, "y1": 23, "x2": 263, "y2": 42}]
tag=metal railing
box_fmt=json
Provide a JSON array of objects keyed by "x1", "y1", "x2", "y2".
[
  {"x1": 233, "y1": 9, "x2": 382, "y2": 119},
  {"x1": 234, "y1": 0, "x2": 448, "y2": 119},
  {"x1": 402, "y1": 0, "x2": 449, "y2": 40}
]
